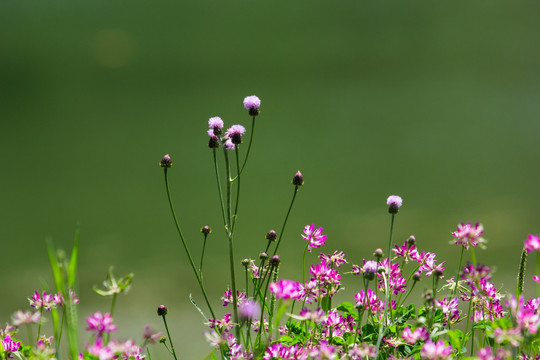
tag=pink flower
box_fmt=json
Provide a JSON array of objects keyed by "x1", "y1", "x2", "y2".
[
  {"x1": 320, "y1": 251, "x2": 347, "y2": 268},
  {"x1": 269, "y1": 280, "x2": 301, "y2": 300},
  {"x1": 11, "y1": 310, "x2": 41, "y2": 326},
  {"x1": 402, "y1": 326, "x2": 429, "y2": 344},
  {"x1": 387, "y1": 195, "x2": 403, "y2": 214},
  {"x1": 525, "y1": 234, "x2": 540, "y2": 253},
  {"x1": 86, "y1": 312, "x2": 118, "y2": 337},
  {"x1": 2, "y1": 335, "x2": 21, "y2": 353},
  {"x1": 221, "y1": 288, "x2": 247, "y2": 307},
  {"x1": 29, "y1": 291, "x2": 56, "y2": 311},
  {"x1": 452, "y1": 222, "x2": 485, "y2": 249},
  {"x1": 243, "y1": 95, "x2": 261, "y2": 110},
  {"x1": 226, "y1": 124, "x2": 246, "y2": 145},
  {"x1": 420, "y1": 340, "x2": 453, "y2": 360},
  {"x1": 302, "y1": 224, "x2": 327, "y2": 252}
]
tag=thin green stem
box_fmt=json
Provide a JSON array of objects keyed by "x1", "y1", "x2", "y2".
[
  {"x1": 161, "y1": 315, "x2": 179, "y2": 360},
  {"x1": 272, "y1": 186, "x2": 299, "y2": 256},
  {"x1": 237, "y1": 116, "x2": 256, "y2": 177},
  {"x1": 163, "y1": 169, "x2": 216, "y2": 319},
  {"x1": 104, "y1": 293, "x2": 117, "y2": 344},
  {"x1": 200, "y1": 234, "x2": 208, "y2": 281},
  {"x1": 452, "y1": 247, "x2": 465, "y2": 299},
  {"x1": 302, "y1": 243, "x2": 309, "y2": 284},
  {"x1": 36, "y1": 307, "x2": 44, "y2": 343},
  {"x1": 231, "y1": 149, "x2": 241, "y2": 233},
  {"x1": 212, "y1": 149, "x2": 228, "y2": 228}
]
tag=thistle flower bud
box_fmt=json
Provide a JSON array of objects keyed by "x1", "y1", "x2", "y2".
[
  {"x1": 160, "y1": 154, "x2": 172, "y2": 168},
  {"x1": 412, "y1": 273, "x2": 421, "y2": 282},
  {"x1": 377, "y1": 266, "x2": 386, "y2": 274},
  {"x1": 265, "y1": 230, "x2": 277, "y2": 242},
  {"x1": 208, "y1": 136, "x2": 220, "y2": 148},
  {"x1": 373, "y1": 248, "x2": 383, "y2": 260},
  {"x1": 355, "y1": 303, "x2": 365, "y2": 312},
  {"x1": 407, "y1": 235, "x2": 416, "y2": 246},
  {"x1": 435, "y1": 269, "x2": 444, "y2": 278},
  {"x1": 386, "y1": 195, "x2": 403, "y2": 214},
  {"x1": 241, "y1": 258, "x2": 250, "y2": 267},
  {"x1": 259, "y1": 252, "x2": 268, "y2": 261},
  {"x1": 423, "y1": 290, "x2": 433, "y2": 305},
  {"x1": 201, "y1": 225, "x2": 212, "y2": 236},
  {"x1": 157, "y1": 305, "x2": 168, "y2": 316},
  {"x1": 269, "y1": 255, "x2": 281, "y2": 267},
  {"x1": 292, "y1": 171, "x2": 304, "y2": 186}
]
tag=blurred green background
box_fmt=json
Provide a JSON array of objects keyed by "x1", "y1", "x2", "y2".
[{"x1": 1, "y1": 1, "x2": 540, "y2": 358}]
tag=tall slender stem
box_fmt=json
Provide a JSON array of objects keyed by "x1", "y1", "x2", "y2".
[
  {"x1": 231, "y1": 149, "x2": 241, "y2": 233},
  {"x1": 161, "y1": 314, "x2": 179, "y2": 360},
  {"x1": 237, "y1": 116, "x2": 256, "y2": 177},
  {"x1": 213, "y1": 149, "x2": 227, "y2": 228},
  {"x1": 200, "y1": 234, "x2": 208, "y2": 281},
  {"x1": 452, "y1": 247, "x2": 465, "y2": 299},
  {"x1": 163, "y1": 169, "x2": 216, "y2": 319},
  {"x1": 272, "y1": 186, "x2": 299, "y2": 256}
]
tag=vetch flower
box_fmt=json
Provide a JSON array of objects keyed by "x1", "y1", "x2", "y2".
[
  {"x1": 402, "y1": 326, "x2": 429, "y2": 344},
  {"x1": 420, "y1": 340, "x2": 453, "y2": 360},
  {"x1": 221, "y1": 289, "x2": 247, "y2": 307},
  {"x1": 243, "y1": 95, "x2": 261, "y2": 116},
  {"x1": 2, "y1": 335, "x2": 21, "y2": 354},
  {"x1": 86, "y1": 312, "x2": 118, "y2": 337},
  {"x1": 524, "y1": 234, "x2": 540, "y2": 253},
  {"x1": 29, "y1": 291, "x2": 56, "y2": 311},
  {"x1": 387, "y1": 195, "x2": 403, "y2": 214},
  {"x1": 11, "y1": 310, "x2": 41, "y2": 326},
  {"x1": 302, "y1": 224, "x2": 327, "y2": 252},
  {"x1": 452, "y1": 222, "x2": 485, "y2": 249},
  {"x1": 269, "y1": 279, "x2": 301, "y2": 300}
]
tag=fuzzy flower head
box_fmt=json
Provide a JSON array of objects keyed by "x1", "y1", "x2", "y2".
[
  {"x1": 208, "y1": 116, "x2": 224, "y2": 135},
  {"x1": 226, "y1": 124, "x2": 246, "y2": 145},
  {"x1": 302, "y1": 224, "x2": 327, "y2": 252},
  {"x1": 11, "y1": 310, "x2": 41, "y2": 326},
  {"x1": 386, "y1": 195, "x2": 403, "y2": 214},
  {"x1": 269, "y1": 279, "x2": 301, "y2": 300},
  {"x1": 243, "y1": 95, "x2": 261, "y2": 116},
  {"x1": 452, "y1": 222, "x2": 485, "y2": 250}
]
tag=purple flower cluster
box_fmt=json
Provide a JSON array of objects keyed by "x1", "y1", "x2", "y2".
[
  {"x1": 452, "y1": 222, "x2": 485, "y2": 249},
  {"x1": 302, "y1": 224, "x2": 327, "y2": 252}
]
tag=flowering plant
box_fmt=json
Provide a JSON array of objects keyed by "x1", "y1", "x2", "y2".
[{"x1": 2, "y1": 96, "x2": 540, "y2": 360}]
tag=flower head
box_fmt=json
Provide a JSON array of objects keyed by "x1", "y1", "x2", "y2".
[
  {"x1": 269, "y1": 279, "x2": 301, "y2": 300},
  {"x1": 243, "y1": 95, "x2": 261, "y2": 116},
  {"x1": 2, "y1": 335, "x2": 21, "y2": 353},
  {"x1": 29, "y1": 291, "x2": 56, "y2": 311},
  {"x1": 386, "y1": 195, "x2": 403, "y2": 214},
  {"x1": 524, "y1": 234, "x2": 540, "y2": 253},
  {"x1": 226, "y1": 124, "x2": 246, "y2": 145},
  {"x1": 157, "y1": 305, "x2": 168, "y2": 316},
  {"x1": 302, "y1": 224, "x2": 327, "y2": 252},
  {"x1": 208, "y1": 116, "x2": 224, "y2": 135},
  {"x1": 239, "y1": 299, "x2": 261, "y2": 321},
  {"x1": 160, "y1": 154, "x2": 172, "y2": 168},
  {"x1": 292, "y1": 171, "x2": 304, "y2": 186},
  {"x1": 86, "y1": 312, "x2": 118, "y2": 337},
  {"x1": 452, "y1": 222, "x2": 485, "y2": 250},
  {"x1": 420, "y1": 340, "x2": 453, "y2": 360}
]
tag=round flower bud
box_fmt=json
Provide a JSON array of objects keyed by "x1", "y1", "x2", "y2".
[
  {"x1": 208, "y1": 136, "x2": 220, "y2": 149},
  {"x1": 159, "y1": 336, "x2": 167, "y2": 344},
  {"x1": 373, "y1": 248, "x2": 383, "y2": 260},
  {"x1": 241, "y1": 258, "x2": 250, "y2": 267},
  {"x1": 208, "y1": 116, "x2": 224, "y2": 136},
  {"x1": 259, "y1": 252, "x2": 268, "y2": 261},
  {"x1": 434, "y1": 269, "x2": 444, "y2": 278},
  {"x1": 160, "y1": 154, "x2": 172, "y2": 168},
  {"x1": 386, "y1": 195, "x2": 403, "y2": 214},
  {"x1": 201, "y1": 225, "x2": 212, "y2": 236},
  {"x1": 377, "y1": 266, "x2": 386, "y2": 274},
  {"x1": 423, "y1": 290, "x2": 433, "y2": 305},
  {"x1": 412, "y1": 273, "x2": 421, "y2": 282},
  {"x1": 269, "y1": 255, "x2": 281, "y2": 267},
  {"x1": 292, "y1": 171, "x2": 304, "y2": 186},
  {"x1": 157, "y1": 305, "x2": 168, "y2": 316},
  {"x1": 407, "y1": 235, "x2": 416, "y2": 246},
  {"x1": 265, "y1": 230, "x2": 277, "y2": 242},
  {"x1": 355, "y1": 303, "x2": 365, "y2": 312}
]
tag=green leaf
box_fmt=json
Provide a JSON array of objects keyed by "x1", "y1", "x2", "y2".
[
  {"x1": 321, "y1": 296, "x2": 331, "y2": 313},
  {"x1": 46, "y1": 239, "x2": 64, "y2": 294},
  {"x1": 67, "y1": 226, "x2": 80, "y2": 288},
  {"x1": 447, "y1": 329, "x2": 463, "y2": 349}
]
